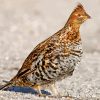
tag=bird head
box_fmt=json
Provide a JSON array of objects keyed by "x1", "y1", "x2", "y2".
[{"x1": 67, "y1": 3, "x2": 91, "y2": 25}]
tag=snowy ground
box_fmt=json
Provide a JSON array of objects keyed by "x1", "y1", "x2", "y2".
[{"x1": 0, "y1": 0, "x2": 100, "y2": 100}]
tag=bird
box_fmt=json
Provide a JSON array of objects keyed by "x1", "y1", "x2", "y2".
[{"x1": 0, "y1": 3, "x2": 90, "y2": 96}]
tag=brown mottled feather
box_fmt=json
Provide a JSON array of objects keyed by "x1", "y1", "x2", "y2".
[{"x1": 0, "y1": 3, "x2": 90, "y2": 95}]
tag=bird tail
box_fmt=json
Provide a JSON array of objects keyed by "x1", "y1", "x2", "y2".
[
  {"x1": 0, "y1": 82, "x2": 13, "y2": 90},
  {"x1": 0, "y1": 76, "x2": 17, "y2": 90}
]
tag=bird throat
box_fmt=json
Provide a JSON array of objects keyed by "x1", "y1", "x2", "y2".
[{"x1": 63, "y1": 22, "x2": 81, "y2": 42}]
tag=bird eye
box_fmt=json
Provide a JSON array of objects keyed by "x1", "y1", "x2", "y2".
[
  {"x1": 78, "y1": 14, "x2": 83, "y2": 18},
  {"x1": 75, "y1": 13, "x2": 82, "y2": 17},
  {"x1": 78, "y1": 14, "x2": 81, "y2": 16}
]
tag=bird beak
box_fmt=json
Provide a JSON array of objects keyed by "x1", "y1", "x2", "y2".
[{"x1": 86, "y1": 13, "x2": 91, "y2": 19}]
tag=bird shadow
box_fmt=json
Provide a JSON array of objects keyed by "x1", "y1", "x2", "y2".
[{"x1": 0, "y1": 85, "x2": 51, "y2": 95}]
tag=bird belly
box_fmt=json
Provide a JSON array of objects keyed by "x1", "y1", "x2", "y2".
[{"x1": 26, "y1": 53, "x2": 82, "y2": 86}]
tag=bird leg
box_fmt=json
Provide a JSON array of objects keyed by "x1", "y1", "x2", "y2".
[
  {"x1": 50, "y1": 83, "x2": 60, "y2": 96},
  {"x1": 33, "y1": 85, "x2": 47, "y2": 97},
  {"x1": 33, "y1": 85, "x2": 42, "y2": 95}
]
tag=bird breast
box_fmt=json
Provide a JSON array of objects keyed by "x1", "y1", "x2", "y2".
[{"x1": 26, "y1": 40, "x2": 83, "y2": 85}]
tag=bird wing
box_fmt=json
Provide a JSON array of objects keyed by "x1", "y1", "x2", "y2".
[
  {"x1": 15, "y1": 35, "x2": 54, "y2": 79},
  {"x1": 15, "y1": 29, "x2": 65, "y2": 79}
]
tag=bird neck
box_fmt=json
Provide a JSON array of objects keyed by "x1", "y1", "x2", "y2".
[
  {"x1": 64, "y1": 19, "x2": 81, "y2": 33},
  {"x1": 62, "y1": 20, "x2": 81, "y2": 42}
]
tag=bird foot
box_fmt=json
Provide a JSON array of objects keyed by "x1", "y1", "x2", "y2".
[{"x1": 36, "y1": 93, "x2": 47, "y2": 97}]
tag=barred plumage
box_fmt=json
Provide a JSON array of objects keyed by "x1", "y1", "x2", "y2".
[{"x1": 0, "y1": 3, "x2": 90, "y2": 96}]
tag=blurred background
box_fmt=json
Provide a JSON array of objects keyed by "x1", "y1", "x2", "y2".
[
  {"x1": 0, "y1": 0, "x2": 100, "y2": 99},
  {"x1": 0, "y1": 0, "x2": 100, "y2": 59}
]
